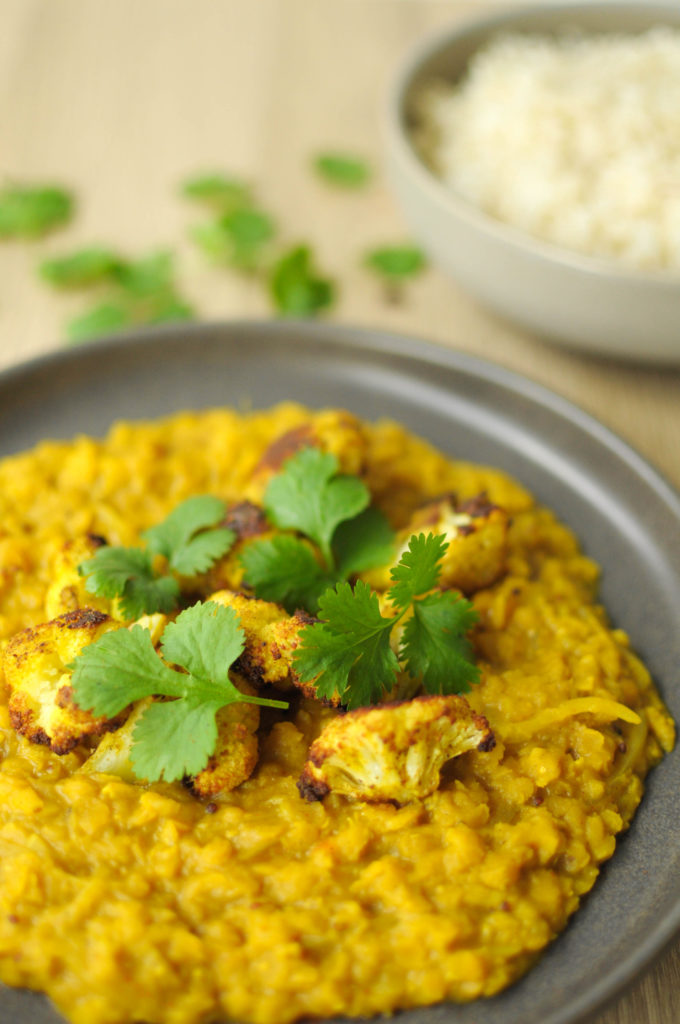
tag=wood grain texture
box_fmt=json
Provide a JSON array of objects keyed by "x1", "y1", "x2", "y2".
[{"x1": 0, "y1": 2, "x2": 678, "y2": 1022}]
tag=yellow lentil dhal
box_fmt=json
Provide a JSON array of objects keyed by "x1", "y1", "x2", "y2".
[{"x1": 0, "y1": 403, "x2": 673, "y2": 1024}]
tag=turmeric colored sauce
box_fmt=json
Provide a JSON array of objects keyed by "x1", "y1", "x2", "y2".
[{"x1": 0, "y1": 404, "x2": 673, "y2": 1024}]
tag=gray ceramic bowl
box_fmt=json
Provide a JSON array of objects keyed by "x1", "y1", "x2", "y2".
[
  {"x1": 385, "y1": 1, "x2": 680, "y2": 363},
  {"x1": 0, "y1": 321, "x2": 680, "y2": 1024}
]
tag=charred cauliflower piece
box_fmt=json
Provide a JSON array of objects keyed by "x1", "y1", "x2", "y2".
[
  {"x1": 44, "y1": 533, "x2": 112, "y2": 619},
  {"x1": 197, "y1": 501, "x2": 272, "y2": 595},
  {"x1": 191, "y1": 674, "x2": 261, "y2": 797},
  {"x1": 3, "y1": 608, "x2": 125, "y2": 754},
  {"x1": 207, "y1": 588, "x2": 332, "y2": 699},
  {"x1": 79, "y1": 698, "x2": 151, "y2": 782},
  {"x1": 298, "y1": 694, "x2": 495, "y2": 804},
  {"x1": 245, "y1": 410, "x2": 369, "y2": 502},
  {"x1": 363, "y1": 493, "x2": 509, "y2": 596},
  {"x1": 82, "y1": 674, "x2": 260, "y2": 796}
]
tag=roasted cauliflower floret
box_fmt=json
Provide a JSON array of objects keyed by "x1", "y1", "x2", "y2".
[
  {"x1": 3, "y1": 608, "x2": 125, "y2": 754},
  {"x1": 191, "y1": 674, "x2": 261, "y2": 797},
  {"x1": 363, "y1": 493, "x2": 509, "y2": 595},
  {"x1": 245, "y1": 410, "x2": 369, "y2": 502},
  {"x1": 44, "y1": 533, "x2": 112, "y2": 619},
  {"x1": 208, "y1": 589, "x2": 340, "y2": 705},
  {"x1": 298, "y1": 694, "x2": 495, "y2": 804},
  {"x1": 82, "y1": 674, "x2": 260, "y2": 796},
  {"x1": 196, "y1": 501, "x2": 272, "y2": 595},
  {"x1": 79, "y1": 698, "x2": 151, "y2": 782}
]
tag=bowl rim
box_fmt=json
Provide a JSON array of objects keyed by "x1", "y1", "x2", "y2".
[{"x1": 385, "y1": 0, "x2": 680, "y2": 288}]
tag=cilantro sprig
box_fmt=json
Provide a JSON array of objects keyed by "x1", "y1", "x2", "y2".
[
  {"x1": 364, "y1": 244, "x2": 427, "y2": 303},
  {"x1": 268, "y1": 245, "x2": 335, "y2": 317},
  {"x1": 71, "y1": 601, "x2": 288, "y2": 782},
  {"x1": 313, "y1": 152, "x2": 371, "y2": 189},
  {"x1": 241, "y1": 448, "x2": 394, "y2": 613},
  {"x1": 293, "y1": 532, "x2": 480, "y2": 709},
  {"x1": 79, "y1": 495, "x2": 235, "y2": 619},
  {"x1": 0, "y1": 184, "x2": 74, "y2": 238}
]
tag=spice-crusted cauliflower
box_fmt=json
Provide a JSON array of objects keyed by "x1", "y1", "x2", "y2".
[
  {"x1": 191, "y1": 674, "x2": 261, "y2": 797},
  {"x1": 3, "y1": 608, "x2": 125, "y2": 754},
  {"x1": 363, "y1": 493, "x2": 509, "y2": 595},
  {"x1": 298, "y1": 694, "x2": 495, "y2": 804},
  {"x1": 207, "y1": 589, "x2": 340, "y2": 704},
  {"x1": 245, "y1": 410, "x2": 369, "y2": 502},
  {"x1": 44, "y1": 533, "x2": 113, "y2": 619},
  {"x1": 82, "y1": 674, "x2": 260, "y2": 796}
]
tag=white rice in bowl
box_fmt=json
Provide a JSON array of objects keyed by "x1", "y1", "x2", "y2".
[{"x1": 416, "y1": 27, "x2": 680, "y2": 271}]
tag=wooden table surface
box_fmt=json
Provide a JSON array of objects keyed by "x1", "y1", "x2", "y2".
[{"x1": 1, "y1": 2, "x2": 678, "y2": 1022}]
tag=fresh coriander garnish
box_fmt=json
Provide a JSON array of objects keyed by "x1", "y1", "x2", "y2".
[
  {"x1": 181, "y1": 173, "x2": 252, "y2": 212},
  {"x1": 191, "y1": 208, "x2": 276, "y2": 272},
  {"x1": 0, "y1": 184, "x2": 74, "y2": 238},
  {"x1": 39, "y1": 247, "x2": 125, "y2": 287},
  {"x1": 71, "y1": 601, "x2": 289, "y2": 783},
  {"x1": 313, "y1": 153, "x2": 371, "y2": 189},
  {"x1": 79, "y1": 495, "x2": 235, "y2": 618},
  {"x1": 66, "y1": 302, "x2": 135, "y2": 344},
  {"x1": 56, "y1": 249, "x2": 195, "y2": 343},
  {"x1": 269, "y1": 245, "x2": 335, "y2": 316},
  {"x1": 241, "y1": 448, "x2": 394, "y2": 613},
  {"x1": 293, "y1": 532, "x2": 480, "y2": 709},
  {"x1": 364, "y1": 244, "x2": 427, "y2": 302}
]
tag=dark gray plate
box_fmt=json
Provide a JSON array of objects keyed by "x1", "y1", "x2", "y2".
[{"x1": 1, "y1": 320, "x2": 679, "y2": 1024}]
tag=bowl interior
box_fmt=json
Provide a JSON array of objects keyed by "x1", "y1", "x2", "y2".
[{"x1": 401, "y1": 2, "x2": 680, "y2": 150}]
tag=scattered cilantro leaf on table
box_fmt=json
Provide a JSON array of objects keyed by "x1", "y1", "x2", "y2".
[
  {"x1": 313, "y1": 152, "x2": 371, "y2": 189},
  {"x1": 71, "y1": 602, "x2": 289, "y2": 782},
  {"x1": 79, "y1": 495, "x2": 235, "y2": 618},
  {"x1": 293, "y1": 532, "x2": 480, "y2": 709},
  {"x1": 181, "y1": 173, "x2": 252, "y2": 213},
  {"x1": 45, "y1": 248, "x2": 196, "y2": 343},
  {"x1": 241, "y1": 447, "x2": 394, "y2": 613},
  {"x1": 268, "y1": 244, "x2": 335, "y2": 316},
  {"x1": 0, "y1": 184, "x2": 74, "y2": 239},
  {"x1": 39, "y1": 247, "x2": 125, "y2": 287},
  {"x1": 191, "y1": 208, "x2": 276, "y2": 272},
  {"x1": 364, "y1": 244, "x2": 427, "y2": 302}
]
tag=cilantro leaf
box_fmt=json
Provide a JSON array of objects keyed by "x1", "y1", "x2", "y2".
[
  {"x1": 269, "y1": 245, "x2": 335, "y2": 317},
  {"x1": 399, "y1": 592, "x2": 480, "y2": 695},
  {"x1": 63, "y1": 250, "x2": 195, "y2": 343},
  {"x1": 71, "y1": 623, "x2": 181, "y2": 718},
  {"x1": 79, "y1": 546, "x2": 180, "y2": 619},
  {"x1": 80, "y1": 547, "x2": 154, "y2": 601},
  {"x1": 39, "y1": 247, "x2": 125, "y2": 288},
  {"x1": 71, "y1": 602, "x2": 289, "y2": 783},
  {"x1": 364, "y1": 245, "x2": 427, "y2": 281},
  {"x1": 160, "y1": 600, "x2": 243, "y2": 683},
  {"x1": 181, "y1": 173, "x2": 252, "y2": 212},
  {"x1": 78, "y1": 496, "x2": 234, "y2": 616},
  {"x1": 293, "y1": 581, "x2": 398, "y2": 708},
  {"x1": 333, "y1": 506, "x2": 395, "y2": 579},
  {"x1": 143, "y1": 495, "x2": 233, "y2": 575},
  {"x1": 387, "y1": 532, "x2": 447, "y2": 611},
  {"x1": 0, "y1": 184, "x2": 73, "y2": 238},
  {"x1": 243, "y1": 449, "x2": 393, "y2": 612},
  {"x1": 67, "y1": 301, "x2": 134, "y2": 344},
  {"x1": 191, "y1": 208, "x2": 276, "y2": 272},
  {"x1": 118, "y1": 574, "x2": 180, "y2": 621},
  {"x1": 264, "y1": 448, "x2": 368, "y2": 568},
  {"x1": 294, "y1": 533, "x2": 480, "y2": 709},
  {"x1": 130, "y1": 698, "x2": 220, "y2": 782},
  {"x1": 313, "y1": 153, "x2": 371, "y2": 188},
  {"x1": 240, "y1": 535, "x2": 331, "y2": 613}
]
